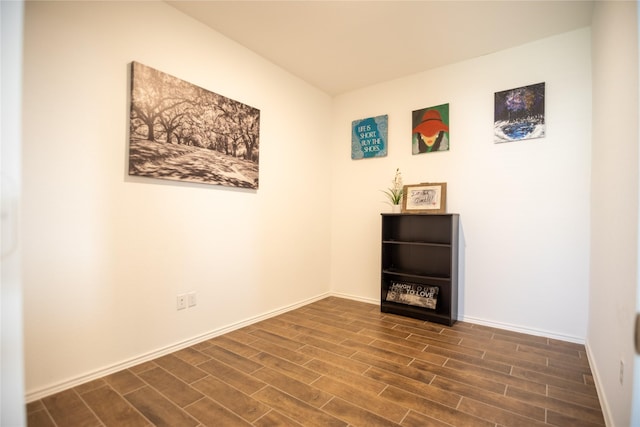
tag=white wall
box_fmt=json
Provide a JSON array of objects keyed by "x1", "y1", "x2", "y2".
[
  {"x1": 22, "y1": 1, "x2": 332, "y2": 399},
  {"x1": 588, "y1": 2, "x2": 639, "y2": 426},
  {"x1": 330, "y1": 28, "x2": 592, "y2": 342},
  {"x1": 1, "y1": 1, "x2": 26, "y2": 425}
]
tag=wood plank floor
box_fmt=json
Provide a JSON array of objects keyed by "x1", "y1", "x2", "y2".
[{"x1": 27, "y1": 297, "x2": 605, "y2": 426}]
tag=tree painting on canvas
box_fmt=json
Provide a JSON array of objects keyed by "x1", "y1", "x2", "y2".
[
  {"x1": 128, "y1": 62, "x2": 260, "y2": 189},
  {"x1": 494, "y1": 82, "x2": 545, "y2": 143}
]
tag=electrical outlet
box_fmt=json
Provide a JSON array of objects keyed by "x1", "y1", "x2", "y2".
[
  {"x1": 177, "y1": 294, "x2": 187, "y2": 310},
  {"x1": 620, "y1": 359, "x2": 625, "y2": 385},
  {"x1": 187, "y1": 291, "x2": 197, "y2": 308}
]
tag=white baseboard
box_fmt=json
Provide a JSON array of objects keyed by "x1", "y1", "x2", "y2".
[
  {"x1": 331, "y1": 292, "x2": 585, "y2": 344},
  {"x1": 458, "y1": 314, "x2": 585, "y2": 344},
  {"x1": 585, "y1": 342, "x2": 614, "y2": 427},
  {"x1": 25, "y1": 292, "x2": 330, "y2": 403},
  {"x1": 329, "y1": 291, "x2": 378, "y2": 306}
]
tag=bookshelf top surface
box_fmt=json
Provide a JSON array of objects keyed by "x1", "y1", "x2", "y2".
[{"x1": 381, "y1": 213, "x2": 459, "y2": 217}]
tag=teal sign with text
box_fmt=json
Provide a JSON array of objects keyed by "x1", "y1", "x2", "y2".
[{"x1": 351, "y1": 115, "x2": 388, "y2": 159}]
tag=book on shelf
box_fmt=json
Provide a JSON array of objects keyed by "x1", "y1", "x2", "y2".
[{"x1": 386, "y1": 281, "x2": 438, "y2": 309}]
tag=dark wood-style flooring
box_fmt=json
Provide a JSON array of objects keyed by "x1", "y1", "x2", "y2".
[{"x1": 27, "y1": 297, "x2": 605, "y2": 426}]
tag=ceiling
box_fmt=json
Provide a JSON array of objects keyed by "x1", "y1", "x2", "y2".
[{"x1": 166, "y1": 1, "x2": 595, "y2": 96}]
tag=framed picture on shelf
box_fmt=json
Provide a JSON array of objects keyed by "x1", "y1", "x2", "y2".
[{"x1": 402, "y1": 182, "x2": 447, "y2": 214}]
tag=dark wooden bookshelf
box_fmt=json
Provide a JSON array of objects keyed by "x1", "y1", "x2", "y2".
[{"x1": 380, "y1": 213, "x2": 459, "y2": 326}]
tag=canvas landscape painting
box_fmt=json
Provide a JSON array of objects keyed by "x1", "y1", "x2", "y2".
[{"x1": 128, "y1": 62, "x2": 260, "y2": 189}]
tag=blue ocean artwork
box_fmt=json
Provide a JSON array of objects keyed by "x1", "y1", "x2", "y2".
[
  {"x1": 352, "y1": 115, "x2": 388, "y2": 159},
  {"x1": 494, "y1": 82, "x2": 545, "y2": 143}
]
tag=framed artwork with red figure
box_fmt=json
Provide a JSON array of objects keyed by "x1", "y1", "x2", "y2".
[{"x1": 412, "y1": 103, "x2": 449, "y2": 155}]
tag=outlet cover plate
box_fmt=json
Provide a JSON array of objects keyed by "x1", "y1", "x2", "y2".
[{"x1": 177, "y1": 294, "x2": 187, "y2": 310}]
